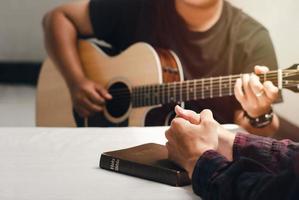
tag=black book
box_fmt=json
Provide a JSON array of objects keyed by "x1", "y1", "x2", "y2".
[{"x1": 99, "y1": 143, "x2": 191, "y2": 186}]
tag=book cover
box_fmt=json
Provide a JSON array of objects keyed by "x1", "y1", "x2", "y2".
[{"x1": 99, "y1": 143, "x2": 191, "y2": 186}]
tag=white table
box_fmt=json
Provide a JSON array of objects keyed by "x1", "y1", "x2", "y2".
[{"x1": 0, "y1": 127, "x2": 200, "y2": 200}]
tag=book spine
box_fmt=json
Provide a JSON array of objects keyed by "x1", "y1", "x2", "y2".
[{"x1": 100, "y1": 154, "x2": 186, "y2": 186}]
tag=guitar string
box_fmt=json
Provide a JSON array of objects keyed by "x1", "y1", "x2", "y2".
[
  {"x1": 108, "y1": 71, "x2": 298, "y2": 95},
  {"x1": 129, "y1": 70, "x2": 299, "y2": 91},
  {"x1": 108, "y1": 81, "x2": 294, "y2": 104},
  {"x1": 109, "y1": 82, "x2": 295, "y2": 107},
  {"x1": 109, "y1": 80, "x2": 291, "y2": 102},
  {"x1": 95, "y1": 71, "x2": 298, "y2": 104},
  {"x1": 108, "y1": 77, "x2": 281, "y2": 98},
  {"x1": 105, "y1": 71, "x2": 299, "y2": 95},
  {"x1": 101, "y1": 67, "x2": 299, "y2": 100},
  {"x1": 106, "y1": 77, "x2": 287, "y2": 99},
  {"x1": 110, "y1": 80, "x2": 299, "y2": 100},
  {"x1": 106, "y1": 83, "x2": 296, "y2": 109},
  {"x1": 115, "y1": 84, "x2": 296, "y2": 106}
]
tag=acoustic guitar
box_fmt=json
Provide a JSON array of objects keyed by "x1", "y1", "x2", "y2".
[{"x1": 36, "y1": 40, "x2": 299, "y2": 127}]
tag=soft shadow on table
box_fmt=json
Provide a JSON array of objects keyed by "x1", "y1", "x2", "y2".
[
  {"x1": 94, "y1": 167, "x2": 200, "y2": 199},
  {"x1": 181, "y1": 185, "x2": 201, "y2": 199},
  {"x1": 274, "y1": 115, "x2": 299, "y2": 142}
]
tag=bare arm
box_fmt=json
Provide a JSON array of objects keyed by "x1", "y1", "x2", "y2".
[
  {"x1": 43, "y1": 1, "x2": 111, "y2": 117},
  {"x1": 43, "y1": 0, "x2": 92, "y2": 87}
]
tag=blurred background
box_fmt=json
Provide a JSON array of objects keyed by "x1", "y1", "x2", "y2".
[{"x1": 0, "y1": 0, "x2": 298, "y2": 127}]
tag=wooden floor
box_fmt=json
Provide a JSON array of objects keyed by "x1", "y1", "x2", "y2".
[{"x1": 0, "y1": 84, "x2": 35, "y2": 126}]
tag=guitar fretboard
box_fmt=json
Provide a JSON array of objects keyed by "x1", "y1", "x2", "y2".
[
  {"x1": 109, "y1": 68, "x2": 299, "y2": 108},
  {"x1": 131, "y1": 71, "x2": 282, "y2": 107}
]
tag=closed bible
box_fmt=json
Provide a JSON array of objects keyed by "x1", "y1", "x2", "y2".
[{"x1": 99, "y1": 143, "x2": 191, "y2": 186}]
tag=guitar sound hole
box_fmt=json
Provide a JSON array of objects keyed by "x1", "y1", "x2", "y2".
[{"x1": 106, "y1": 82, "x2": 131, "y2": 118}]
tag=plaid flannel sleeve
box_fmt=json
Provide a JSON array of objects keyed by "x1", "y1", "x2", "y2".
[
  {"x1": 233, "y1": 133, "x2": 299, "y2": 172},
  {"x1": 191, "y1": 133, "x2": 299, "y2": 200}
]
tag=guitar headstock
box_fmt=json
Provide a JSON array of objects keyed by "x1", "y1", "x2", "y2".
[{"x1": 283, "y1": 64, "x2": 299, "y2": 93}]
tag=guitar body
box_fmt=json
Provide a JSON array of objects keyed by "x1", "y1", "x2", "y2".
[{"x1": 36, "y1": 40, "x2": 184, "y2": 127}]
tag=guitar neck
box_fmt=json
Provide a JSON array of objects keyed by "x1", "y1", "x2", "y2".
[{"x1": 131, "y1": 70, "x2": 286, "y2": 108}]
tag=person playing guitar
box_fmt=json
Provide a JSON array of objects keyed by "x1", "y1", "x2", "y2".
[{"x1": 42, "y1": 0, "x2": 281, "y2": 136}]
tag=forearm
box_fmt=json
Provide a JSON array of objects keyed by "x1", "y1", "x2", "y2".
[
  {"x1": 42, "y1": 1, "x2": 92, "y2": 89},
  {"x1": 192, "y1": 151, "x2": 299, "y2": 200},
  {"x1": 234, "y1": 109, "x2": 279, "y2": 137},
  {"x1": 217, "y1": 127, "x2": 299, "y2": 172},
  {"x1": 43, "y1": 11, "x2": 85, "y2": 88},
  {"x1": 217, "y1": 127, "x2": 236, "y2": 161},
  {"x1": 233, "y1": 132, "x2": 299, "y2": 172}
]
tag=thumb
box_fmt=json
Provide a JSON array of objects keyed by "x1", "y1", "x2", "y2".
[{"x1": 174, "y1": 105, "x2": 200, "y2": 125}]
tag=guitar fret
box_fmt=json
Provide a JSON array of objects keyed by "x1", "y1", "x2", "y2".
[
  {"x1": 150, "y1": 85, "x2": 153, "y2": 105},
  {"x1": 186, "y1": 81, "x2": 190, "y2": 101},
  {"x1": 154, "y1": 85, "x2": 157, "y2": 105},
  {"x1": 148, "y1": 86, "x2": 152, "y2": 106},
  {"x1": 144, "y1": 86, "x2": 148, "y2": 106},
  {"x1": 180, "y1": 82, "x2": 183, "y2": 102},
  {"x1": 149, "y1": 85, "x2": 152, "y2": 106},
  {"x1": 140, "y1": 86, "x2": 143, "y2": 106},
  {"x1": 167, "y1": 83, "x2": 171, "y2": 103},
  {"x1": 201, "y1": 78, "x2": 205, "y2": 99},
  {"x1": 189, "y1": 81, "x2": 194, "y2": 100},
  {"x1": 146, "y1": 86, "x2": 152, "y2": 106},
  {"x1": 146, "y1": 86, "x2": 150, "y2": 106},
  {"x1": 141, "y1": 86, "x2": 144, "y2": 106},
  {"x1": 137, "y1": 86, "x2": 140, "y2": 106},
  {"x1": 210, "y1": 77, "x2": 213, "y2": 98},
  {"x1": 229, "y1": 76, "x2": 232, "y2": 95},
  {"x1": 161, "y1": 85, "x2": 164, "y2": 104},
  {"x1": 162, "y1": 84, "x2": 166, "y2": 104},
  {"x1": 162, "y1": 84, "x2": 164, "y2": 103},
  {"x1": 132, "y1": 87, "x2": 135, "y2": 107},
  {"x1": 190, "y1": 81, "x2": 193, "y2": 100},
  {"x1": 139, "y1": 87, "x2": 141, "y2": 106},
  {"x1": 182, "y1": 82, "x2": 186, "y2": 101},
  {"x1": 131, "y1": 87, "x2": 137, "y2": 107},
  {"x1": 146, "y1": 86, "x2": 151, "y2": 106},
  {"x1": 194, "y1": 80, "x2": 197, "y2": 100},
  {"x1": 278, "y1": 69, "x2": 282, "y2": 89},
  {"x1": 152, "y1": 85, "x2": 155, "y2": 105},
  {"x1": 127, "y1": 67, "x2": 297, "y2": 108},
  {"x1": 153, "y1": 85, "x2": 156, "y2": 105},
  {"x1": 169, "y1": 83, "x2": 173, "y2": 103},
  {"x1": 219, "y1": 76, "x2": 222, "y2": 97},
  {"x1": 173, "y1": 82, "x2": 176, "y2": 102},
  {"x1": 138, "y1": 87, "x2": 141, "y2": 106},
  {"x1": 142, "y1": 86, "x2": 145, "y2": 106},
  {"x1": 157, "y1": 85, "x2": 160, "y2": 104}
]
